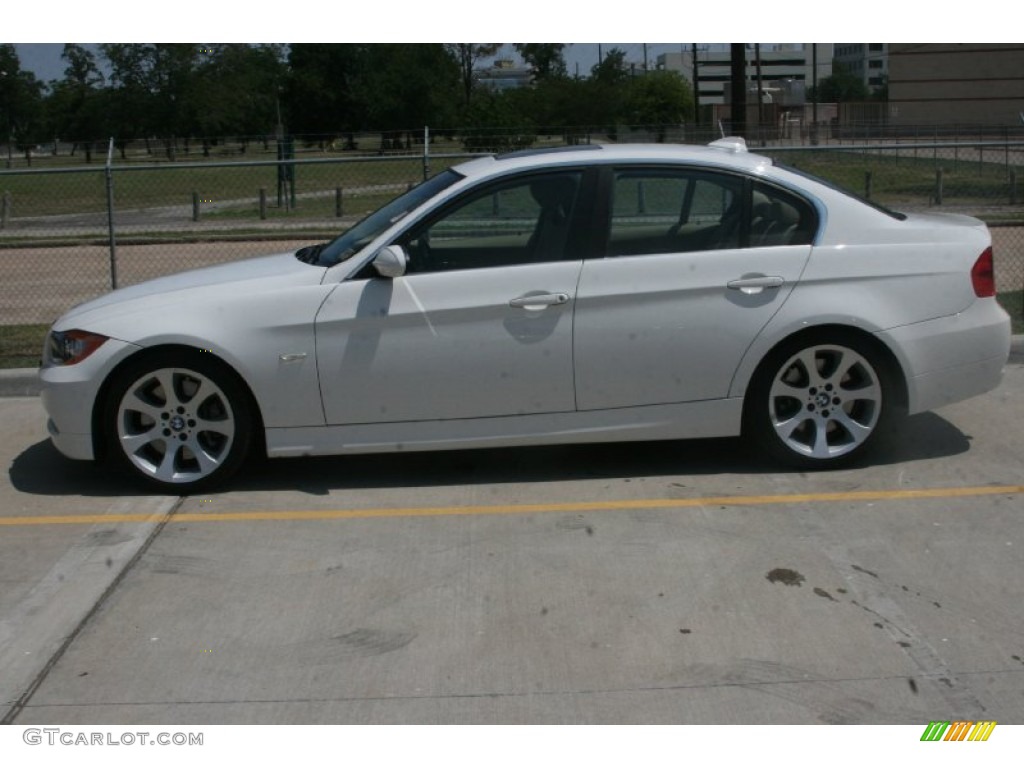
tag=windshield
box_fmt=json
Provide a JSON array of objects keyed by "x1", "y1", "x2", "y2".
[{"x1": 311, "y1": 169, "x2": 463, "y2": 267}]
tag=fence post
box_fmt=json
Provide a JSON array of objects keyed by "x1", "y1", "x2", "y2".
[
  {"x1": 423, "y1": 125, "x2": 430, "y2": 181},
  {"x1": 259, "y1": 187, "x2": 267, "y2": 220},
  {"x1": 335, "y1": 186, "x2": 343, "y2": 218},
  {"x1": 192, "y1": 191, "x2": 201, "y2": 222},
  {"x1": 935, "y1": 168, "x2": 943, "y2": 206},
  {"x1": 0, "y1": 191, "x2": 10, "y2": 229},
  {"x1": 105, "y1": 138, "x2": 119, "y2": 290}
]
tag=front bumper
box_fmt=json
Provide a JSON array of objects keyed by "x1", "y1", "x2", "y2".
[{"x1": 39, "y1": 338, "x2": 142, "y2": 461}]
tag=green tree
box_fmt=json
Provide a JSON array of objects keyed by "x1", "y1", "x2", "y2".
[
  {"x1": 149, "y1": 44, "x2": 202, "y2": 158},
  {"x1": 515, "y1": 44, "x2": 567, "y2": 82},
  {"x1": 102, "y1": 43, "x2": 203, "y2": 159},
  {"x1": 591, "y1": 47, "x2": 630, "y2": 85},
  {"x1": 811, "y1": 62, "x2": 869, "y2": 103},
  {"x1": 192, "y1": 44, "x2": 285, "y2": 154},
  {"x1": 284, "y1": 44, "x2": 366, "y2": 144},
  {"x1": 356, "y1": 45, "x2": 460, "y2": 148},
  {"x1": 100, "y1": 43, "x2": 157, "y2": 156},
  {"x1": 50, "y1": 44, "x2": 106, "y2": 162},
  {"x1": 0, "y1": 44, "x2": 46, "y2": 166},
  {"x1": 460, "y1": 88, "x2": 536, "y2": 152},
  {"x1": 446, "y1": 44, "x2": 501, "y2": 108},
  {"x1": 624, "y1": 70, "x2": 694, "y2": 140}
]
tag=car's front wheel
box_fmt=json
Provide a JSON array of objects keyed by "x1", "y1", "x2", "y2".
[
  {"x1": 746, "y1": 334, "x2": 895, "y2": 468},
  {"x1": 104, "y1": 352, "x2": 253, "y2": 492}
]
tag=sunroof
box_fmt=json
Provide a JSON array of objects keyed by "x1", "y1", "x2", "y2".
[{"x1": 496, "y1": 145, "x2": 604, "y2": 160}]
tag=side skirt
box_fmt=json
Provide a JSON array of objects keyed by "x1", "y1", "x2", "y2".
[{"x1": 266, "y1": 398, "x2": 744, "y2": 458}]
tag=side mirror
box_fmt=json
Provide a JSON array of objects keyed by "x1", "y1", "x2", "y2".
[{"x1": 372, "y1": 245, "x2": 408, "y2": 279}]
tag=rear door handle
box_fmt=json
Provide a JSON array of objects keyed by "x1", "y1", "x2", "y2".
[
  {"x1": 726, "y1": 275, "x2": 785, "y2": 295},
  {"x1": 509, "y1": 293, "x2": 570, "y2": 310}
]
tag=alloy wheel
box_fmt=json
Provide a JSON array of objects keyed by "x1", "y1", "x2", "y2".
[
  {"x1": 767, "y1": 344, "x2": 883, "y2": 460},
  {"x1": 116, "y1": 367, "x2": 236, "y2": 485}
]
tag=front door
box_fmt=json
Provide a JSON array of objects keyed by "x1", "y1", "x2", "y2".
[{"x1": 316, "y1": 170, "x2": 588, "y2": 425}]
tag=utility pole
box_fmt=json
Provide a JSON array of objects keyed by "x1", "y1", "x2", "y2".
[
  {"x1": 811, "y1": 43, "x2": 819, "y2": 145},
  {"x1": 643, "y1": 43, "x2": 648, "y2": 73},
  {"x1": 730, "y1": 44, "x2": 747, "y2": 137},
  {"x1": 755, "y1": 43, "x2": 764, "y2": 142},
  {"x1": 692, "y1": 44, "x2": 700, "y2": 127}
]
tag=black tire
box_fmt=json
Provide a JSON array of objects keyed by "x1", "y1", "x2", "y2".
[
  {"x1": 744, "y1": 332, "x2": 896, "y2": 469},
  {"x1": 102, "y1": 350, "x2": 254, "y2": 493}
]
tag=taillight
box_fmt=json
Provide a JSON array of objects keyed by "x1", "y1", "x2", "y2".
[{"x1": 971, "y1": 247, "x2": 996, "y2": 298}]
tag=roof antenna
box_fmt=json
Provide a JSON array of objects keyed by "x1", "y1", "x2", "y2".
[{"x1": 718, "y1": 119, "x2": 726, "y2": 138}]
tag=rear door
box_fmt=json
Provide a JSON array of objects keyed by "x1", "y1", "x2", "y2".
[{"x1": 574, "y1": 166, "x2": 817, "y2": 411}]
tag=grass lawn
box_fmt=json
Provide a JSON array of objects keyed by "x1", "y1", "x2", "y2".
[
  {"x1": 0, "y1": 155, "x2": 465, "y2": 219},
  {"x1": 769, "y1": 149, "x2": 1022, "y2": 208},
  {"x1": 0, "y1": 324, "x2": 46, "y2": 369}
]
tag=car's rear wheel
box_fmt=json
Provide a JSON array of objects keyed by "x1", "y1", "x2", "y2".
[
  {"x1": 746, "y1": 334, "x2": 894, "y2": 468},
  {"x1": 104, "y1": 352, "x2": 252, "y2": 492}
]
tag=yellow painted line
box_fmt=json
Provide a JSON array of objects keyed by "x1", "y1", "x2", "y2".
[{"x1": 2, "y1": 484, "x2": 1023, "y2": 528}]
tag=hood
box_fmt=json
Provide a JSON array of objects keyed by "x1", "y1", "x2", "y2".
[{"x1": 56, "y1": 252, "x2": 327, "y2": 330}]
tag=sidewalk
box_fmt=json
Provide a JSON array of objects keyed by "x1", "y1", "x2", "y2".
[{"x1": 4, "y1": 336, "x2": 1022, "y2": 398}]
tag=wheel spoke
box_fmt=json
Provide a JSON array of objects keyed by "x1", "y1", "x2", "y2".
[
  {"x1": 121, "y1": 391, "x2": 163, "y2": 421},
  {"x1": 187, "y1": 439, "x2": 222, "y2": 475},
  {"x1": 194, "y1": 415, "x2": 233, "y2": 438},
  {"x1": 833, "y1": 409, "x2": 874, "y2": 445},
  {"x1": 843, "y1": 380, "x2": 881, "y2": 403},
  {"x1": 769, "y1": 380, "x2": 805, "y2": 400},
  {"x1": 121, "y1": 428, "x2": 161, "y2": 456},
  {"x1": 796, "y1": 349, "x2": 821, "y2": 386},
  {"x1": 153, "y1": 443, "x2": 181, "y2": 482},
  {"x1": 186, "y1": 378, "x2": 217, "y2": 409},
  {"x1": 774, "y1": 413, "x2": 807, "y2": 442},
  {"x1": 810, "y1": 420, "x2": 832, "y2": 458},
  {"x1": 155, "y1": 370, "x2": 180, "y2": 408}
]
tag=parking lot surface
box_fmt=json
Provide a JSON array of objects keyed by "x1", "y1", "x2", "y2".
[{"x1": 2, "y1": 364, "x2": 1023, "y2": 724}]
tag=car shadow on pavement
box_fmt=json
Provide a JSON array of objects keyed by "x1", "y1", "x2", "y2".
[{"x1": 9, "y1": 411, "x2": 971, "y2": 497}]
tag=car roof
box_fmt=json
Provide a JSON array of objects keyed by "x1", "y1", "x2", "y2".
[{"x1": 452, "y1": 142, "x2": 774, "y2": 180}]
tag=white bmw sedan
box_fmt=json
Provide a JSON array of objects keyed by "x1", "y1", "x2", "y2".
[{"x1": 40, "y1": 140, "x2": 1012, "y2": 491}]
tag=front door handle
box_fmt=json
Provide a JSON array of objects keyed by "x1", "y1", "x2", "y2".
[
  {"x1": 509, "y1": 293, "x2": 570, "y2": 310},
  {"x1": 726, "y1": 275, "x2": 785, "y2": 295}
]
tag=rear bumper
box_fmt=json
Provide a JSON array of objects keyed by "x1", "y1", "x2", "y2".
[{"x1": 877, "y1": 299, "x2": 1011, "y2": 414}]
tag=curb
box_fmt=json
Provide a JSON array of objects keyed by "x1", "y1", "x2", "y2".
[
  {"x1": 0, "y1": 368, "x2": 41, "y2": 398},
  {"x1": 3, "y1": 336, "x2": 1024, "y2": 399}
]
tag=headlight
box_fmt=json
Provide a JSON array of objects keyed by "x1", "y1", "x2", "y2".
[{"x1": 46, "y1": 329, "x2": 109, "y2": 365}]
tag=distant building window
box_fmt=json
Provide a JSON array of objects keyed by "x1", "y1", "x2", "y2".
[
  {"x1": 869, "y1": 43, "x2": 884, "y2": 51},
  {"x1": 869, "y1": 60, "x2": 883, "y2": 69}
]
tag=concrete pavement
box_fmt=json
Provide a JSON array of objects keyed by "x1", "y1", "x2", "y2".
[{"x1": 2, "y1": 363, "x2": 1023, "y2": 724}]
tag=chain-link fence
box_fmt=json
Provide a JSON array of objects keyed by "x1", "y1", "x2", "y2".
[{"x1": 2, "y1": 129, "x2": 1022, "y2": 367}]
